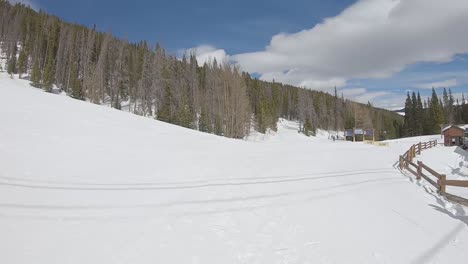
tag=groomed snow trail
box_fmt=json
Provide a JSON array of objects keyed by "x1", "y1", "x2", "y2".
[{"x1": 1, "y1": 73, "x2": 467, "y2": 263}]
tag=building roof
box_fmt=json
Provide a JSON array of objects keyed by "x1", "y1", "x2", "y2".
[{"x1": 442, "y1": 124, "x2": 468, "y2": 133}]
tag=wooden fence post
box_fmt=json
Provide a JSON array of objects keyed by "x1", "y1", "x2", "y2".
[
  {"x1": 417, "y1": 161, "x2": 422, "y2": 180},
  {"x1": 439, "y1": 174, "x2": 446, "y2": 194},
  {"x1": 418, "y1": 142, "x2": 421, "y2": 155}
]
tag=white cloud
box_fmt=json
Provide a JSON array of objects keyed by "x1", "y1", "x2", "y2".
[
  {"x1": 353, "y1": 91, "x2": 391, "y2": 105},
  {"x1": 414, "y1": 78, "x2": 458, "y2": 89},
  {"x1": 232, "y1": 0, "x2": 468, "y2": 92},
  {"x1": 341, "y1": 88, "x2": 367, "y2": 97},
  {"x1": 8, "y1": 0, "x2": 38, "y2": 10},
  {"x1": 339, "y1": 87, "x2": 396, "y2": 108},
  {"x1": 260, "y1": 70, "x2": 347, "y2": 91},
  {"x1": 184, "y1": 45, "x2": 229, "y2": 67}
]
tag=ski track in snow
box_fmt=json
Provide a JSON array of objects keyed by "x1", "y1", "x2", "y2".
[
  {"x1": 1, "y1": 73, "x2": 468, "y2": 264},
  {"x1": 0, "y1": 168, "x2": 396, "y2": 190}
]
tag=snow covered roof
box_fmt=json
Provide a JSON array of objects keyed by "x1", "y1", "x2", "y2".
[{"x1": 442, "y1": 124, "x2": 468, "y2": 132}]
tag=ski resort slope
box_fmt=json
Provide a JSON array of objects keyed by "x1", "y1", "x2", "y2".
[{"x1": 0, "y1": 73, "x2": 467, "y2": 264}]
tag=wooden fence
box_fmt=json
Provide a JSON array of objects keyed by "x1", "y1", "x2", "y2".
[{"x1": 398, "y1": 140, "x2": 468, "y2": 207}]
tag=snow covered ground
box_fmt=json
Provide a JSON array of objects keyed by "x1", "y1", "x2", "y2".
[
  {"x1": 1, "y1": 73, "x2": 467, "y2": 263},
  {"x1": 414, "y1": 145, "x2": 468, "y2": 198}
]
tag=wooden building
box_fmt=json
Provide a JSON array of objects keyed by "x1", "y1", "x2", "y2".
[
  {"x1": 442, "y1": 125, "x2": 465, "y2": 146},
  {"x1": 344, "y1": 128, "x2": 374, "y2": 142}
]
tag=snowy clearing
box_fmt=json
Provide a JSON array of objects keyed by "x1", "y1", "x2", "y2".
[{"x1": 0, "y1": 73, "x2": 467, "y2": 263}]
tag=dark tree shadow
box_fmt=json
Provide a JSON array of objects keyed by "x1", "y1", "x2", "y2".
[
  {"x1": 428, "y1": 204, "x2": 468, "y2": 226},
  {"x1": 449, "y1": 165, "x2": 468, "y2": 178},
  {"x1": 453, "y1": 147, "x2": 468, "y2": 160}
]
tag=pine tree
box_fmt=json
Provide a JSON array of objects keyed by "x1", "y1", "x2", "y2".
[
  {"x1": 422, "y1": 99, "x2": 431, "y2": 135},
  {"x1": 30, "y1": 59, "x2": 41, "y2": 87},
  {"x1": 439, "y1": 98, "x2": 446, "y2": 123},
  {"x1": 17, "y1": 48, "x2": 28, "y2": 78},
  {"x1": 214, "y1": 116, "x2": 223, "y2": 136},
  {"x1": 157, "y1": 82, "x2": 173, "y2": 123},
  {"x1": 42, "y1": 55, "x2": 55, "y2": 91},
  {"x1": 7, "y1": 44, "x2": 17, "y2": 75},
  {"x1": 403, "y1": 93, "x2": 413, "y2": 136},
  {"x1": 415, "y1": 92, "x2": 423, "y2": 135},
  {"x1": 42, "y1": 22, "x2": 60, "y2": 92},
  {"x1": 411, "y1": 92, "x2": 418, "y2": 135},
  {"x1": 69, "y1": 61, "x2": 83, "y2": 100},
  {"x1": 443, "y1": 88, "x2": 449, "y2": 108},
  {"x1": 448, "y1": 88, "x2": 455, "y2": 123},
  {"x1": 462, "y1": 93, "x2": 468, "y2": 123},
  {"x1": 455, "y1": 99, "x2": 462, "y2": 124},
  {"x1": 302, "y1": 117, "x2": 315, "y2": 136},
  {"x1": 198, "y1": 106, "x2": 211, "y2": 133},
  {"x1": 176, "y1": 96, "x2": 194, "y2": 129},
  {"x1": 429, "y1": 88, "x2": 445, "y2": 134}
]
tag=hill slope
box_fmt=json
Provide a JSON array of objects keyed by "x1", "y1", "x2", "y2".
[{"x1": 0, "y1": 74, "x2": 467, "y2": 263}]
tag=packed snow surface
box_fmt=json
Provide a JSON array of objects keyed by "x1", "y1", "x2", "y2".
[{"x1": 0, "y1": 73, "x2": 467, "y2": 263}]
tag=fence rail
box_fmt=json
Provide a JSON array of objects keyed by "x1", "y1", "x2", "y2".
[{"x1": 398, "y1": 140, "x2": 468, "y2": 207}]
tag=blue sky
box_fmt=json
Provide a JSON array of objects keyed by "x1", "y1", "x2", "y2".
[
  {"x1": 27, "y1": 0, "x2": 354, "y2": 54},
  {"x1": 12, "y1": 0, "x2": 468, "y2": 109}
]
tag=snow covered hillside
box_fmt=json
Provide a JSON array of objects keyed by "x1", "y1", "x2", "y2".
[{"x1": 0, "y1": 73, "x2": 467, "y2": 263}]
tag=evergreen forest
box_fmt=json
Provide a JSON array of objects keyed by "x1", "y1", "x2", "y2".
[{"x1": 403, "y1": 88, "x2": 468, "y2": 136}]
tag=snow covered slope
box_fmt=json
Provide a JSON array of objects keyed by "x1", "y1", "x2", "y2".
[{"x1": 0, "y1": 73, "x2": 467, "y2": 263}]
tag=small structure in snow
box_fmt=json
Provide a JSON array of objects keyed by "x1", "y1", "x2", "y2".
[
  {"x1": 442, "y1": 125, "x2": 468, "y2": 146},
  {"x1": 344, "y1": 128, "x2": 374, "y2": 142}
]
